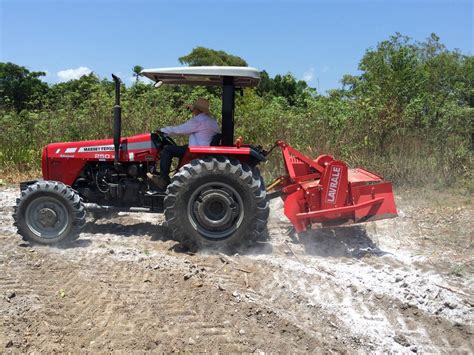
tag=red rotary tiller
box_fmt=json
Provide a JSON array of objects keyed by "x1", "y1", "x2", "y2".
[{"x1": 268, "y1": 141, "x2": 397, "y2": 233}]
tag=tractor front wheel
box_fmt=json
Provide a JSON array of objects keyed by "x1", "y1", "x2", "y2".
[
  {"x1": 13, "y1": 181, "x2": 86, "y2": 245},
  {"x1": 164, "y1": 157, "x2": 269, "y2": 252}
]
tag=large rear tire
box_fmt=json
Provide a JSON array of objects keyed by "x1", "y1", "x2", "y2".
[
  {"x1": 164, "y1": 157, "x2": 269, "y2": 252},
  {"x1": 13, "y1": 181, "x2": 86, "y2": 245}
]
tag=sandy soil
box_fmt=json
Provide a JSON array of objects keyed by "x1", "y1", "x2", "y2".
[{"x1": 0, "y1": 186, "x2": 472, "y2": 352}]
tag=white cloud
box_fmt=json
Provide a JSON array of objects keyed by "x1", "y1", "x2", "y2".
[
  {"x1": 321, "y1": 65, "x2": 330, "y2": 73},
  {"x1": 303, "y1": 67, "x2": 315, "y2": 82},
  {"x1": 57, "y1": 66, "x2": 92, "y2": 82}
]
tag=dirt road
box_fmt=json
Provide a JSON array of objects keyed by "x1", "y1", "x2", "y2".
[{"x1": 0, "y1": 186, "x2": 472, "y2": 352}]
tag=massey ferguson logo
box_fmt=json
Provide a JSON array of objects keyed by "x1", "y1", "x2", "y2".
[
  {"x1": 326, "y1": 166, "x2": 342, "y2": 204},
  {"x1": 79, "y1": 145, "x2": 114, "y2": 152}
]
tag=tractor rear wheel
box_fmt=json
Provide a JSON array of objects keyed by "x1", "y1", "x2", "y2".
[
  {"x1": 164, "y1": 157, "x2": 269, "y2": 252},
  {"x1": 13, "y1": 181, "x2": 86, "y2": 245}
]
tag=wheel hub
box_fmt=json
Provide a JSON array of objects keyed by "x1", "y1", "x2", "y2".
[
  {"x1": 37, "y1": 207, "x2": 58, "y2": 228},
  {"x1": 25, "y1": 196, "x2": 69, "y2": 239},
  {"x1": 193, "y1": 189, "x2": 238, "y2": 231},
  {"x1": 188, "y1": 182, "x2": 245, "y2": 240}
]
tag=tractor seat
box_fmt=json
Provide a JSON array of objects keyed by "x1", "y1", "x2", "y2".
[{"x1": 210, "y1": 133, "x2": 222, "y2": 146}]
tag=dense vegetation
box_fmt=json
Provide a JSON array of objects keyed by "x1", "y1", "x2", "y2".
[{"x1": 0, "y1": 33, "x2": 472, "y2": 187}]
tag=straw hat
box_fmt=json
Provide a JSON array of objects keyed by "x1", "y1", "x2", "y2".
[{"x1": 187, "y1": 98, "x2": 210, "y2": 114}]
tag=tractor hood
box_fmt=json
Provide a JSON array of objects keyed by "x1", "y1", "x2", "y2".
[
  {"x1": 140, "y1": 66, "x2": 260, "y2": 87},
  {"x1": 44, "y1": 133, "x2": 155, "y2": 158},
  {"x1": 42, "y1": 133, "x2": 158, "y2": 185}
]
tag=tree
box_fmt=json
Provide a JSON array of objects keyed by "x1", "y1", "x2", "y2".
[
  {"x1": 46, "y1": 72, "x2": 102, "y2": 109},
  {"x1": 257, "y1": 71, "x2": 314, "y2": 106},
  {"x1": 461, "y1": 56, "x2": 474, "y2": 108},
  {"x1": 132, "y1": 65, "x2": 144, "y2": 84},
  {"x1": 179, "y1": 47, "x2": 247, "y2": 67},
  {"x1": 256, "y1": 70, "x2": 274, "y2": 95},
  {"x1": 337, "y1": 32, "x2": 473, "y2": 151},
  {"x1": 0, "y1": 62, "x2": 48, "y2": 112}
]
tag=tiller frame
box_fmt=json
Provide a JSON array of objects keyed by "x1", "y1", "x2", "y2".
[{"x1": 269, "y1": 141, "x2": 397, "y2": 233}]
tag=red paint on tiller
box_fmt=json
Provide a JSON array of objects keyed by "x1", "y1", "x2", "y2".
[
  {"x1": 274, "y1": 141, "x2": 398, "y2": 232},
  {"x1": 326, "y1": 165, "x2": 342, "y2": 204}
]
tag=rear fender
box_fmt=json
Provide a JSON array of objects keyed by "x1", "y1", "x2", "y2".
[{"x1": 179, "y1": 146, "x2": 265, "y2": 167}]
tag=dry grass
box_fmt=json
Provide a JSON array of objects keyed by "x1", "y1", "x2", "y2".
[{"x1": 0, "y1": 169, "x2": 41, "y2": 185}]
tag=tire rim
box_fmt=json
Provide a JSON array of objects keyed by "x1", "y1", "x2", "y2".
[
  {"x1": 25, "y1": 196, "x2": 69, "y2": 239},
  {"x1": 187, "y1": 182, "x2": 244, "y2": 240}
]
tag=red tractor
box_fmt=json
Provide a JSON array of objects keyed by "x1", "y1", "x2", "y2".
[{"x1": 13, "y1": 67, "x2": 397, "y2": 251}]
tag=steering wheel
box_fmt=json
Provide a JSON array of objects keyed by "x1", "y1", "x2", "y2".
[{"x1": 153, "y1": 130, "x2": 177, "y2": 148}]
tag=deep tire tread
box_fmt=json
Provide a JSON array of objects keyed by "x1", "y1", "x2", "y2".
[
  {"x1": 164, "y1": 157, "x2": 270, "y2": 252},
  {"x1": 13, "y1": 181, "x2": 86, "y2": 245}
]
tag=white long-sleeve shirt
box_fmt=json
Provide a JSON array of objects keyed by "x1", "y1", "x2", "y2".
[{"x1": 161, "y1": 113, "x2": 220, "y2": 146}]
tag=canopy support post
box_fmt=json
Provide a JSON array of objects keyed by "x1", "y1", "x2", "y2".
[{"x1": 222, "y1": 76, "x2": 235, "y2": 146}]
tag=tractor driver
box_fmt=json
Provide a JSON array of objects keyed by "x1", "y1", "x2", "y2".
[{"x1": 152, "y1": 98, "x2": 220, "y2": 189}]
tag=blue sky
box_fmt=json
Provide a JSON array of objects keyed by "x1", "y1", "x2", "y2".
[{"x1": 1, "y1": 0, "x2": 472, "y2": 93}]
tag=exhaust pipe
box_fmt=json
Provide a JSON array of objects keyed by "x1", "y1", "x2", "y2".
[{"x1": 112, "y1": 74, "x2": 122, "y2": 165}]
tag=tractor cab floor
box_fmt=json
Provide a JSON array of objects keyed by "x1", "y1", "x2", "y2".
[{"x1": 0, "y1": 186, "x2": 472, "y2": 352}]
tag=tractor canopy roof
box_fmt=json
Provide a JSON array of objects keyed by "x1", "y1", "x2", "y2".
[{"x1": 140, "y1": 66, "x2": 260, "y2": 88}]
